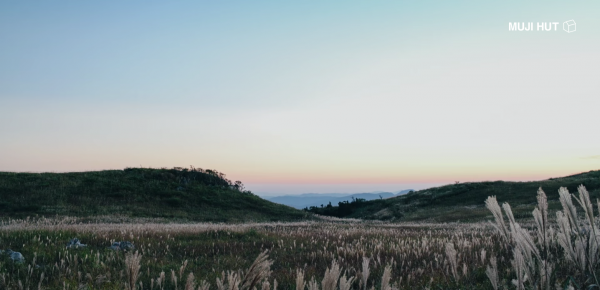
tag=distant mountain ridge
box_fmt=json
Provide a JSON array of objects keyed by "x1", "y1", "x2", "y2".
[{"x1": 267, "y1": 189, "x2": 413, "y2": 209}]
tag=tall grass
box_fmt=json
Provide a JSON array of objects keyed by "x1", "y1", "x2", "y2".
[
  {"x1": 2, "y1": 184, "x2": 600, "y2": 289},
  {"x1": 0, "y1": 218, "x2": 494, "y2": 289},
  {"x1": 485, "y1": 185, "x2": 600, "y2": 289}
]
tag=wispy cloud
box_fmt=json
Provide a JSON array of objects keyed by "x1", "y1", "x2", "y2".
[{"x1": 581, "y1": 155, "x2": 600, "y2": 160}]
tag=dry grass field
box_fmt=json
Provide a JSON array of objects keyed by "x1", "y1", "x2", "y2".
[{"x1": 1, "y1": 186, "x2": 598, "y2": 290}]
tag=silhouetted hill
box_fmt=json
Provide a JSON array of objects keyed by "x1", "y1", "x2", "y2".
[
  {"x1": 0, "y1": 167, "x2": 308, "y2": 222},
  {"x1": 306, "y1": 170, "x2": 600, "y2": 222}
]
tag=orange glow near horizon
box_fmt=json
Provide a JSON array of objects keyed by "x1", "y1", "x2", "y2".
[
  {"x1": 2, "y1": 161, "x2": 597, "y2": 186},
  {"x1": 223, "y1": 166, "x2": 598, "y2": 185}
]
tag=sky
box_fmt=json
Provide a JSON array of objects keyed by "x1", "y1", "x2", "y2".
[{"x1": 1, "y1": 1, "x2": 599, "y2": 196}]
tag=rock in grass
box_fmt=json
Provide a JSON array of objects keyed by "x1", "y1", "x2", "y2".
[
  {"x1": 109, "y1": 241, "x2": 135, "y2": 251},
  {"x1": 66, "y1": 238, "x2": 87, "y2": 249},
  {"x1": 5, "y1": 250, "x2": 25, "y2": 263}
]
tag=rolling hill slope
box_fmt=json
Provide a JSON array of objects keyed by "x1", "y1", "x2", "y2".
[
  {"x1": 0, "y1": 167, "x2": 308, "y2": 222},
  {"x1": 306, "y1": 170, "x2": 600, "y2": 222}
]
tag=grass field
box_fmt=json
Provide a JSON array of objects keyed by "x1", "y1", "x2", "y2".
[
  {"x1": 1, "y1": 184, "x2": 599, "y2": 290},
  {"x1": 1, "y1": 217, "x2": 497, "y2": 290},
  {"x1": 2, "y1": 170, "x2": 600, "y2": 289}
]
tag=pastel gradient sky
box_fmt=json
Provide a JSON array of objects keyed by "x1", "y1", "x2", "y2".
[{"x1": 1, "y1": 1, "x2": 599, "y2": 195}]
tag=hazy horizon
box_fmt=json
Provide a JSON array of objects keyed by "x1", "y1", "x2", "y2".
[{"x1": 250, "y1": 184, "x2": 423, "y2": 197}]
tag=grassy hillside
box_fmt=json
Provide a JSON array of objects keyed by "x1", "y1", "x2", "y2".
[
  {"x1": 307, "y1": 170, "x2": 600, "y2": 222},
  {"x1": 0, "y1": 167, "x2": 308, "y2": 222}
]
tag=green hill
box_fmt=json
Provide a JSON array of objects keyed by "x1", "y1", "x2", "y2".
[
  {"x1": 306, "y1": 170, "x2": 600, "y2": 222},
  {"x1": 0, "y1": 167, "x2": 308, "y2": 222}
]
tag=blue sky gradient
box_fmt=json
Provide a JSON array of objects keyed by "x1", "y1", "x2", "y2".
[{"x1": 1, "y1": 1, "x2": 599, "y2": 195}]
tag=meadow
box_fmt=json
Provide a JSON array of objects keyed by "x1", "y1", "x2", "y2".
[{"x1": 1, "y1": 186, "x2": 598, "y2": 290}]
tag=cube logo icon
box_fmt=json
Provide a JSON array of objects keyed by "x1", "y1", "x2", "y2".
[{"x1": 563, "y1": 20, "x2": 576, "y2": 33}]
